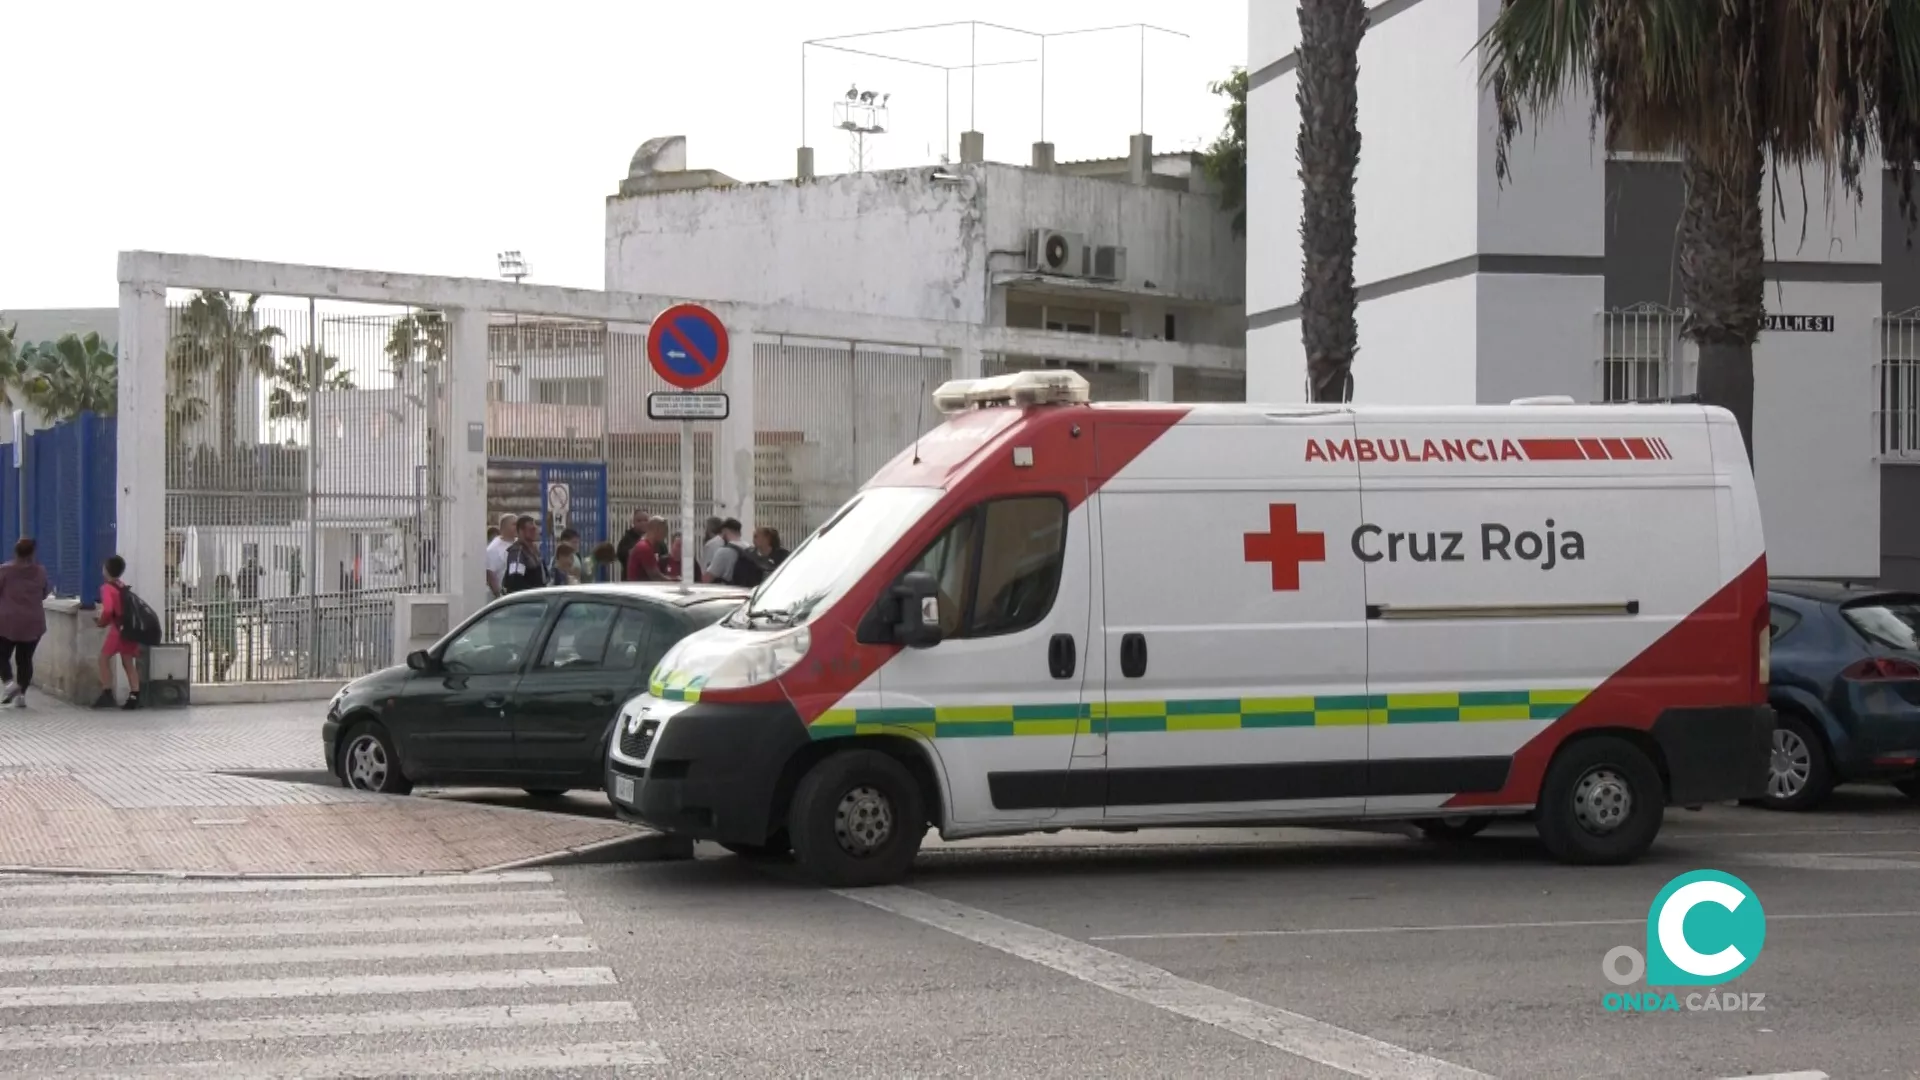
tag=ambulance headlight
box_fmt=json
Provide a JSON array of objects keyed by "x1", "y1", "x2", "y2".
[{"x1": 651, "y1": 626, "x2": 811, "y2": 694}]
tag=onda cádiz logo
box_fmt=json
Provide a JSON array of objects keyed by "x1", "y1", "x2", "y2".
[{"x1": 1600, "y1": 870, "x2": 1769, "y2": 1014}]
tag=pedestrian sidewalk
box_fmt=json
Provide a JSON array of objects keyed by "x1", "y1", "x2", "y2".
[{"x1": 0, "y1": 697, "x2": 666, "y2": 876}]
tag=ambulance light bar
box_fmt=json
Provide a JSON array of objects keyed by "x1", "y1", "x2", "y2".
[{"x1": 932, "y1": 370, "x2": 1091, "y2": 413}]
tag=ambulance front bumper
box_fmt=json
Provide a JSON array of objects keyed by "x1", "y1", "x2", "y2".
[
  {"x1": 606, "y1": 695, "x2": 811, "y2": 845},
  {"x1": 1650, "y1": 704, "x2": 1776, "y2": 804}
]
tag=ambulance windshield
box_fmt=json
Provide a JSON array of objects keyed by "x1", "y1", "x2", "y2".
[{"x1": 731, "y1": 487, "x2": 943, "y2": 629}]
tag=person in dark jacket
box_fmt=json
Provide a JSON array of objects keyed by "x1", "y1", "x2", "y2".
[
  {"x1": 500, "y1": 516, "x2": 549, "y2": 594},
  {"x1": 614, "y1": 510, "x2": 649, "y2": 573},
  {"x1": 0, "y1": 538, "x2": 50, "y2": 708}
]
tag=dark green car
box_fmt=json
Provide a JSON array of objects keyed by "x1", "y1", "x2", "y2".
[{"x1": 324, "y1": 584, "x2": 745, "y2": 798}]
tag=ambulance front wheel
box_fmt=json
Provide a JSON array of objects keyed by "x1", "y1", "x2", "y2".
[
  {"x1": 788, "y1": 749, "x2": 927, "y2": 887},
  {"x1": 1535, "y1": 736, "x2": 1665, "y2": 865}
]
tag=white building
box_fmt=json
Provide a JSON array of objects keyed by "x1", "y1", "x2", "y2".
[
  {"x1": 1247, "y1": 1, "x2": 1919, "y2": 586},
  {"x1": 603, "y1": 133, "x2": 1249, "y2": 537}
]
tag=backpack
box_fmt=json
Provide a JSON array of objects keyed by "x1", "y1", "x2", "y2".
[
  {"x1": 725, "y1": 542, "x2": 769, "y2": 588},
  {"x1": 116, "y1": 584, "x2": 163, "y2": 646}
]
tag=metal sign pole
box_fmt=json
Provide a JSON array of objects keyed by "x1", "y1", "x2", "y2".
[{"x1": 680, "y1": 419, "x2": 695, "y2": 587}]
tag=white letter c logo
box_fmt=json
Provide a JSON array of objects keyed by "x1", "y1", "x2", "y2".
[{"x1": 1657, "y1": 880, "x2": 1746, "y2": 978}]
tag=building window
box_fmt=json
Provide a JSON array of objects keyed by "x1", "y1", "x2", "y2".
[
  {"x1": 1164, "y1": 313, "x2": 1178, "y2": 342},
  {"x1": 531, "y1": 378, "x2": 604, "y2": 407},
  {"x1": 1884, "y1": 309, "x2": 1920, "y2": 458},
  {"x1": 1600, "y1": 304, "x2": 1685, "y2": 402}
]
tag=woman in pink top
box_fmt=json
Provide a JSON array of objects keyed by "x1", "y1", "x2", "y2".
[{"x1": 0, "y1": 538, "x2": 50, "y2": 708}]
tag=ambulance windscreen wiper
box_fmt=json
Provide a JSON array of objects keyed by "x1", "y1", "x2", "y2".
[{"x1": 743, "y1": 606, "x2": 795, "y2": 627}]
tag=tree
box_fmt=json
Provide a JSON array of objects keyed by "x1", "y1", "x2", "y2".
[
  {"x1": 20, "y1": 332, "x2": 117, "y2": 422},
  {"x1": 386, "y1": 310, "x2": 447, "y2": 370},
  {"x1": 1482, "y1": 0, "x2": 1920, "y2": 459},
  {"x1": 1201, "y1": 68, "x2": 1249, "y2": 237},
  {"x1": 167, "y1": 290, "x2": 284, "y2": 450},
  {"x1": 267, "y1": 344, "x2": 355, "y2": 422},
  {"x1": 1298, "y1": 0, "x2": 1368, "y2": 403},
  {"x1": 0, "y1": 319, "x2": 21, "y2": 410}
]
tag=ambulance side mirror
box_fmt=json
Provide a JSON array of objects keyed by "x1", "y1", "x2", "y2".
[{"x1": 892, "y1": 571, "x2": 943, "y2": 649}]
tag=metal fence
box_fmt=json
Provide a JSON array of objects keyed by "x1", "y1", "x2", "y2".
[
  {"x1": 163, "y1": 298, "x2": 450, "y2": 683},
  {"x1": 1597, "y1": 304, "x2": 1688, "y2": 402},
  {"x1": 754, "y1": 339, "x2": 952, "y2": 546},
  {"x1": 1, "y1": 413, "x2": 116, "y2": 602},
  {"x1": 1882, "y1": 309, "x2": 1920, "y2": 460}
]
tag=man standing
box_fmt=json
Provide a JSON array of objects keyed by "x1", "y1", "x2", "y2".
[
  {"x1": 625, "y1": 517, "x2": 671, "y2": 582},
  {"x1": 499, "y1": 516, "x2": 548, "y2": 594},
  {"x1": 485, "y1": 512, "x2": 517, "y2": 597},
  {"x1": 615, "y1": 510, "x2": 649, "y2": 572},
  {"x1": 700, "y1": 516, "x2": 726, "y2": 576},
  {"x1": 704, "y1": 519, "x2": 761, "y2": 586}
]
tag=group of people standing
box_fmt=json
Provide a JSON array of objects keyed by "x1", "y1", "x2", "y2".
[
  {"x1": 483, "y1": 510, "x2": 791, "y2": 599},
  {"x1": 0, "y1": 541, "x2": 146, "y2": 710}
]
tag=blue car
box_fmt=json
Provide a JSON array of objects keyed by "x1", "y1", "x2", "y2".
[{"x1": 1762, "y1": 580, "x2": 1920, "y2": 810}]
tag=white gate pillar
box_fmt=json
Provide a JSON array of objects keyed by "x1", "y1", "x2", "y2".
[
  {"x1": 446, "y1": 308, "x2": 491, "y2": 625},
  {"x1": 116, "y1": 277, "x2": 168, "y2": 615},
  {"x1": 1148, "y1": 362, "x2": 1176, "y2": 402},
  {"x1": 716, "y1": 328, "x2": 756, "y2": 530}
]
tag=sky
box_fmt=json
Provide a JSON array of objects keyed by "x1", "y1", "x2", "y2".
[{"x1": 0, "y1": 0, "x2": 1247, "y2": 310}]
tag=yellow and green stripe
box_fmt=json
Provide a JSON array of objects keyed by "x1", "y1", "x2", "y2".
[{"x1": 806, "y1": 689, "x2": 1588, "y2": 740}]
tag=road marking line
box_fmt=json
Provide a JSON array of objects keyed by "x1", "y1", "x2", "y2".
[
  {"x1": 0, "y1": 1000, "x2": 637, "y2": 1051},
  {"x1": 0, "y1": 890, "x2": 571, "y2": 922},
  {"x1": 0, "y1": 935, "x2": 596, "y2": 972},
  {"x1": 79, "y1": 1040, "x2": 668, "y2": 1078},
  {"x1": 0, "y1": 966, "x2": 617, "y2": 1008},
  {"x1": 0, "y1": 870, "x2": 553, "y2": 898},
  {"x1": 0, "y1": 909, "x2": 582, "y2": 944},
  {"x1": 840, "y1": 885, "x2": 1489, "y2": 1080},
  {"x1": 1088, "y1": 910, "x2": 1920, "y2": 942},
  {"x1": 1711, "y1": 1072, "x2": 1827, "y2": 1080}
]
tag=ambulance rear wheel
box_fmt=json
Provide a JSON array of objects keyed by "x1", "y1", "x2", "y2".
[
  {"x1": 1414, "y1": 816, "x2": 1492, "y2": 842},
  {"x1": 1536, "y1": 736, "x2": 1664, "y2": 865},
  {"x1": 789, "y1": 750, "x2": 926, "y2": 887}
]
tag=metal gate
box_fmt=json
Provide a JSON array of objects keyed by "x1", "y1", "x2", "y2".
[
  {"x1": 488, "y1": 460, "x2": 608, "y2": 561},
  {"x1": 1596, "y1": 303, "x2": 1689, "y2": 401},
  {"x1": 1881, "y1": 309, "x2": 1920, "y2": 460},
  {"x1": 163, "y1": 298, "x2": 449, "y2": 684}
]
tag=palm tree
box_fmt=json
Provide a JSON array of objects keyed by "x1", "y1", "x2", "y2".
[
  {"x1": 267, "y1": 344, "x2": 355, "y2": 423},
  {"x1": 167, "y1": 290, "x2": 283, "y2": 451},
  {"x1": 20, "y1": 332, "x2": 117, "y2": 422},
  {"x1": 0, "y1": 319, "x2": 21, "y2": 410},
  {"x1": 1298, "y1": 0, "x2": 1368, "y2": 403},
  {"x1": 1481, "y1": 0, "x2": 1920, "y2": 458},
  {"x1": 385, "y1": 310, "x2": 447, "y2": 371}
]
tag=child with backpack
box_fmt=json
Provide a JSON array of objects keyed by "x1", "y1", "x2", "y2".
[{"x1": 93, "y1": 554, "x2": 158, "y2": 709}]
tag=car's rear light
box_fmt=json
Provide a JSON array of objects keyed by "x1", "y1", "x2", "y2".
[{"x1": 1841, "y1": 657, "x2": 1920, "y2": 682}]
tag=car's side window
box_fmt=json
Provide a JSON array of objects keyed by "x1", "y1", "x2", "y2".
[
  {"x1": 606, "y1": 606, "x2": 679, "y2": 672},
  {"x1": 440, "y1": 601, "x2": 551, "y2": 676},
  {"x1": 1768, "y1": 604, "x2": 1801, "y2": 642},
  {"x1": 536, "y1": 603, "x2": 621, "y2": 670},
  {"x1": 904, "y1": 496, "x2": 1068, "y2": 640}
]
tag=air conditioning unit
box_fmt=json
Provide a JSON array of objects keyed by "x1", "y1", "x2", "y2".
[
  {"x1": 1089, "y1": 245, "x2": 1127, "y2": 282},
  {"x1": 1026, "y1": 228, "x2": 1086, "y2": 277}
]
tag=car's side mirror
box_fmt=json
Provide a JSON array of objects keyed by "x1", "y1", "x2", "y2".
[
  {"x1": 892, "y1": 570, "x2": 943, "y2": 650},
  {"x1": 406, "y1": 649, "x2": 435, "y2": 673}
]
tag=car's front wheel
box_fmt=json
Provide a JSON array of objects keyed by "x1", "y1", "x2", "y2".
[
  {"x1": 338, "y1": 721, "x2": 413, "y2": 796},
  {"x1": 788, "y1": 750, "x2": 926, "y2": 887},
  {"x1": 1535, "y1": 736, "x2": 1664, "y2": 865},
  {"x1": 1758, "y1": 712, "x2": 1833, "y2": 812}
]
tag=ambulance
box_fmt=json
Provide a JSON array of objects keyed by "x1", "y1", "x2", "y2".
[{"x1": 606, "y1": 370, "x2": 1775, "y2": 886}]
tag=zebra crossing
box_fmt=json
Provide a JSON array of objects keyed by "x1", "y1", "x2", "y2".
[{"x1": 0, "y1": 869, "x2": 663, "y2": 1077}]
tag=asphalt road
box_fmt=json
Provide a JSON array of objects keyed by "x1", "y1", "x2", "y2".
[{"x1": 12, "y1": 787, "x2": 1913, "y2": 1078}]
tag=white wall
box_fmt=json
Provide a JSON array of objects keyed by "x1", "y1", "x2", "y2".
[
  {"x1": 1765, "y1": 160, "x2": 1882, "y2": 265},
  {"x1": 605, "y1": 169, "x2": 986, "y2": 324},
  {"x1": 978, "y1": 165, "x2": 1245, "y2": 318},
  {"x1": 1475, "y1": 0, "x2": 1605, "y2": 259},
  {"x1": 1245, "y1": 68, "x2": 1300, "y2": 321},
  {"x1": 1246, "y1": 321, "x2": 1305, "y2": 404},
  {"x1": 1352, "y1": 278, "x2": 1481, "y2": 405},
  {"x1": 1475, "y1": 274, "x2": 1606, "y2": 402},
  {"x1": 1753, "y1": 280, "x2": 1882, "y2": 578}
]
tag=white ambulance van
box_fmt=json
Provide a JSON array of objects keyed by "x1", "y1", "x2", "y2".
[{"x1": 607, "y1": 371, "x2": 1774, "y2": 886}]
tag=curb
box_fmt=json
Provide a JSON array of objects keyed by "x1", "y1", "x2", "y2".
[{"x1": 475, "y1": 830, "x2": 697, "y2": 872}]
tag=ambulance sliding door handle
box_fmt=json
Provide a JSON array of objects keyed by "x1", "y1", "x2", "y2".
[
  {"x1": 1048, "y1": 634, "x2": 1077, "y2": 680},
  {"x1": 1120, "y1": 633, "x2": 1147, "y2": 679}
]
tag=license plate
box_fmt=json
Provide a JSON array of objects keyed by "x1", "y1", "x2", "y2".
[{"x1": 613, "y1": 776, "x2": 635, "y2": 804}]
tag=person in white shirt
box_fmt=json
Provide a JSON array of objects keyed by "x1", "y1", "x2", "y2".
[
  {"x1": 700, "y1": 516, "x2": 726, "y2": 573},
  {"x1": 484, "y1": 512, "x2": 517, "y2": 597},
  {"x1": 703, "y1": 518, "x2": 746, "y2": 583}
]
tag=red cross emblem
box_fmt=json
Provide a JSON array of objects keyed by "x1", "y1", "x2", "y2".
[{"x1": 1244, "y1": 503, "x2": 1326, "y2": 591}]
